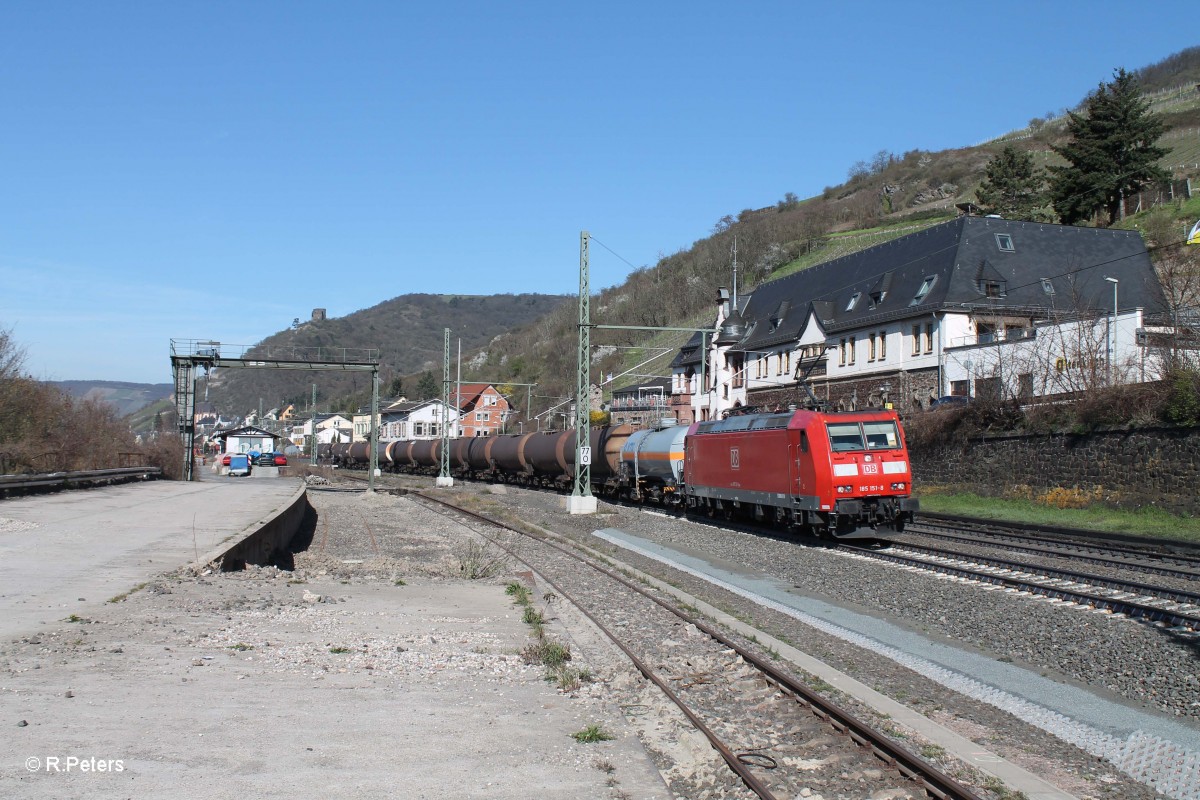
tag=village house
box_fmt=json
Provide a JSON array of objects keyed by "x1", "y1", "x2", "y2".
[
  {"x1": 212, "y1": 425, "x2": 281, "y2": 455},
  {"x1": 288, "y1": 413, "x2": 353, "y2": 449},
  {"x1": 352, "y1": 398, "x2": 462, "y2": 442},
  {"x1": 449, "y1": 383, "x2": 511, "y2": 436},
  {"x1": 671, "y1": 216, "x2": 1169, "y2": 420}
]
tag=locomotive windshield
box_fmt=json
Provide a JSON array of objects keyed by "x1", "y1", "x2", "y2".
[{"x1": 826, "y1": 420, "x2": 901, "y2": 452}]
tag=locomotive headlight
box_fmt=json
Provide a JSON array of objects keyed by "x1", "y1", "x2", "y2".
[
  {"x1": 836, "y1": 484, "x2": 854, "y2": 494},
  {"x1": 890, "y1": 482, "x2": 906, "y2": 491}
]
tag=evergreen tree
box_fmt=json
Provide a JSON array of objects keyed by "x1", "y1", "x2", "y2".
[
  {"x1": 976, "y1": 145, "x2": 1047, "y2": 220},
  {"x1": 1049, "y1": 68, "x2": 1168, "y2": 226},
  {"x1": 416, "y1": 371, "x2": 439, "y2": 400}
]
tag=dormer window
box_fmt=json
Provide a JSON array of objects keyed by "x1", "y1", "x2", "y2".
[
  {"x1": 1041, "y1": 278, "x2": 1055, "y2": 296},
  {"x1": 845, "y1": 292, "x2": 861, "y2": 312},
  {"x1": 910, "y1": 276, "x2": 937, "y2": 306},
  {"x1": 978, "y1": 279, "x2": 1007, "y2": 298},
  {"x1": 995, "y1": 233, "x2": 1015, "y2": 252}
]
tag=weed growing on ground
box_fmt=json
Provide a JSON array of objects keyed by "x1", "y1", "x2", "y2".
[
  {"x1": 505, "y1": 581, "x2": 530, "y2": 604},
  {"x1": 920, "y1": 744, "x2": 946, "y2": 760},
  {"x1": 982, "y1": 776, "x2": 1029, "y2": 800},
  {"x1": 522, "y1": 639, "x2": 571, "y2": 668},
  {"x1": 571, "y1": 725, "x2": 614, "y2": 743},
  {"x1": 548, "y1": 665, "x2": 594, "y2": 692},
  {"x1": 456, "y1": 538, "x2": 508, "y2": 579},
  {"x1": 329, "y1": 646, "x2": 351, "y2": 654}
]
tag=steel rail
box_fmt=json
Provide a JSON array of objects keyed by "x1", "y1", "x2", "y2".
[
  {"x1": 902, "y1": 523, "x2": 1200, "y2": 581},
  {"x1": 853, "y1": 547, "x2": 1200, "y2": 630},
  {"x1": 917, "y1": 511, "x2": 1200, "y2": 558},
  {"x1": 889, "y1": 542, "x2": 1200, "y2": 605},
  {"x1": 412, "y1": 490, "x2": 986, "y2": 800}
]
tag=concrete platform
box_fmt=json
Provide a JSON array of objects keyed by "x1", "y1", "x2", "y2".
[{"x1": 0, "y1": 473, "x2": 304, "y2": 640}]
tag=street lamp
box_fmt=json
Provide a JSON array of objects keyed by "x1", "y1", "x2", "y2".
[{"x1": 1104, "y1": 277, "x2": 1119, "y2": 385}]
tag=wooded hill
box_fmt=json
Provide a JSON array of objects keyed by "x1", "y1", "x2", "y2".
[{"x1": 205, "y1": 293, "x2": 569, "y2": 416}]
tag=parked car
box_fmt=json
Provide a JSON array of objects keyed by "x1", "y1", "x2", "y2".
[
  {"x1": 273, "y1": 454, "x2": 288, "y2": 466},
  {"x1": 254, "y1": 452, "x2": 277, "y2": 467},
  {"x1": 222, "y1": 453, "x2": 232, "y2": 466},
  {"x1": 929, "y1": 395, "x2": 970, "y2": 409},
  {"x1": 228, "y1": 454, "x2": 251, "y2": 477}
]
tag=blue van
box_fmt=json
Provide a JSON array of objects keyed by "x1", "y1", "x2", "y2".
[{"x1": 228, "y1": 454, "x2": 252, "y2": 477}]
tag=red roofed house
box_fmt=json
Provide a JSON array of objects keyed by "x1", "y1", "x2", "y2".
[{"x1": 451, "y1": 383, "x2": 510, "y2": 437}]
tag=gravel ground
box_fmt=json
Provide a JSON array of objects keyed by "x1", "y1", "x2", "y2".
[
  {"x1": 0, "y1": 487, "x2": 670, "y2": 800},
  {"x1": 423, "y1": 478, "x2": 1199, "y2": 800}
]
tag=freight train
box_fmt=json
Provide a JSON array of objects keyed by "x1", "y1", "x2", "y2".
[{"x1": 330, "y1": 407, "x2": 917, "y2": 540}]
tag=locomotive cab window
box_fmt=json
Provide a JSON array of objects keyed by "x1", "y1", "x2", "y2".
[
  {"x1": 826, "y1": 420, "x2": 900, "y2": 452},
  {"x1": 826, "y1": 422, "x2": 865, "y2": 452},
  {"x1": 863, "y1": 421, "x2": 899, "y2": 449}
]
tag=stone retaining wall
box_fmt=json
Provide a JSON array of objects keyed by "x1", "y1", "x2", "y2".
[{"x1": 910, "y1": 425, "x2": 1200, "y2": 515}]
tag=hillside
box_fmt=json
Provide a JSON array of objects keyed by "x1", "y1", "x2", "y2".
[
  {"x1": 205, "y1": 293, "x2": 570, "y2": 416},
  {"x1": 50, "y1": 380, "x2": 174, "y2": 418}
]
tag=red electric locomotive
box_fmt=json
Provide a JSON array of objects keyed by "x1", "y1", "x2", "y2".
[{"x1": 683, "y1": 408, "x2": 917, "y2": 539}]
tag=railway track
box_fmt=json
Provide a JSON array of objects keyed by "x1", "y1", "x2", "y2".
[
  {"x1": 909, "y1": 516, "x2": 1200, "y2": 573},
  {"x1": 406, "y1": 488, "x2": 985, "y2": 800},
  {"x1": 868, "y1": 522, "x2": 1200, "y2": 633},
  {"x1": 902, "y1": 520, "x2": 1200, "y2": 582}
]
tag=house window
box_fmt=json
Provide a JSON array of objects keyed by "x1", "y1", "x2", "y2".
[
  {"x1": 995, "y1": 233, "x2": 1015, "y2": 252},
  {"x1": 911, "y1": 276, "x2": 937, "y2": 306},
  {"x1": 839, "y1": 338, "x2": 847, "y2": 366},
  {"x1": 878, "y1": 331, "x2": 886, "y2": 360},
  {"x1": 414, "y1": 422, "x2": 425, "y2": 437},
  {"x1": 924, "y1": 323, "x2": 934, "y2": 353},
  {"x1": 911, "y1": 325, "x2": 921, "y2": 355},
  {"x1": 868, "y1": 333, "x2": 876, "y2": 361},
  {"x1": 783, "y1": 351, "x2": 790, "y2": 374},
  {"x1": 950, "y1": 380, "x2": 969, "y2": 396},
  {"x1": 846, "y1": 292, "x2": 861, "y2": 312},
  {"x1": 848, "y1": 336, "x2": 856, "y2": 365}
]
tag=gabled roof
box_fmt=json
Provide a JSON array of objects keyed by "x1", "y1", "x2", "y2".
[
  {"x1": 450, "y1": 383, "x2": 500, "y2": 410},
  {"x1": 726, "y1": 216, "x2": 1165, "y2": 349}
]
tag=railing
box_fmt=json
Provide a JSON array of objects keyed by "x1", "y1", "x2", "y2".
[
  {"x1": 609, "y1": 396, "x2": 668, "y2": 411},
  {"x1": 947, "y1": 328, "x2": 1037, "y2": 349},
  {"x1": 171, "y1": 339, "x2": 379, "y2": 364},
  {"x1": 0, "y1": 467, "x2": 163, "y2": 497}
]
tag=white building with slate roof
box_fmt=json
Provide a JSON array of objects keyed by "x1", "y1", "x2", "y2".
[{"x1": 670, "y1": 216, "x2": 1170, "y2": 422}]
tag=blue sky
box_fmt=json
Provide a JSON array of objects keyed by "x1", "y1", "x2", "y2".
[{"x1": 1, "y1": 2, "x2": 1196, "y2": 384}]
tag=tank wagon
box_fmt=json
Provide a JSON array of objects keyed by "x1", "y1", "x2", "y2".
[{"x1": 336, "y1": 408, "x2": 915, "y2": 540}]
